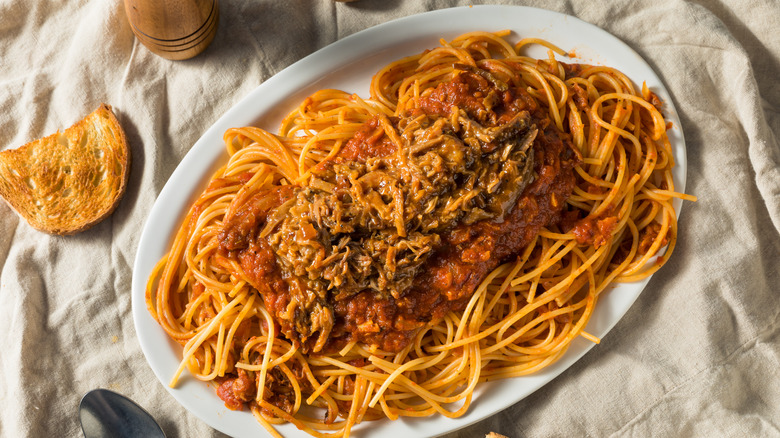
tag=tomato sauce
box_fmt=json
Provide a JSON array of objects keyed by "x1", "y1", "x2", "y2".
[
  {"x1": 218, "y1": 67, "x2": 580, "y2": 354},
  {"x1": 337, "y1": 116, "x2": 397, "y2": 162},
  {"x1": 570, "y1": 213, "x2": 619, "y2": 248},
  {"x1": 324, "y1": 124, "x2": 577, "y2": 352}
]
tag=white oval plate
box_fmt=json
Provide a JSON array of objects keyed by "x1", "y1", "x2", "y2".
[{"x1": 132, "y1": 5, "x2": 687, "y2": 438}]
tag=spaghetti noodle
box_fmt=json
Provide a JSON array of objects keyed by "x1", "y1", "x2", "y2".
[{"x1": 146, "y1": 31, "x2": 695, "y2": 437}]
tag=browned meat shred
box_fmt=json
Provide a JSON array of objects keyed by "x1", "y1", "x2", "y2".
[{"x1": 218, "y1": 66, "x2": 578, "y2": 354}]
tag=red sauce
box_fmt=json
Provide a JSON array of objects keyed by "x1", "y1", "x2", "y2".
[
  {"x1": 417, "y1": 66, "x2": 540, "y2": 124},
  {"x1": 637, "y1": 222, "x2": 668, "y2": 254},
  {"x1": 323, "y1": 124, "x2": 577, "y2": 352},
  {"x1": 560, "y1": 61, "x2": 591, "y2": 80},
  {"x1": 570, "y1": 84, "x2": 589, "y2": 110},
  {"x1": 337, "y1": 116, "x2": 396, "y2": 162},
  {"x1": 570, "y1": 213, "x2": 619, "y2": 248},
  {"x1": 218, "y1": 67, "x2": 580, "y2": 354},
  {"x1": 216, "y1": 369, "x2": 255, "y2": 411}
]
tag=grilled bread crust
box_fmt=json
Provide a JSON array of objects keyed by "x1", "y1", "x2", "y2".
[{"x1": 0, "y1": 104, "x2": 130, "y2": 234}]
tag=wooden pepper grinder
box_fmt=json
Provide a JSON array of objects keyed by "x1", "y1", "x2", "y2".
[{"x1": 124, "y1": 0, "x2": 219, "y2": 60}]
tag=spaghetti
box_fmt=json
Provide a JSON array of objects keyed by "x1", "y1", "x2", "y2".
[{"x1": 146, "y1": 31, "x2": 695, "y2": 437}]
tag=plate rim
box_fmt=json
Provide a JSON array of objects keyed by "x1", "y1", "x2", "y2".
[{"x1": 131, "y1": 5, "x2": 688, "y2": 438}]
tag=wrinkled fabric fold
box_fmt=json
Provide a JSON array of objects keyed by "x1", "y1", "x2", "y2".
[{"x1": 0, "y1": 1, "x2": 778, "y2": 437}]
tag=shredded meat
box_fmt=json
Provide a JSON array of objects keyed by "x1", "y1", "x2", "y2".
[
  {"x1": 328, "y1": 123, "x2": 577, "y2": 352},
  {"x1": 270, "y1": 111, "x2": 535, "y2": 299},
  {"x1": 218, "y1": 65, "x2": 579, "y2": 353}
]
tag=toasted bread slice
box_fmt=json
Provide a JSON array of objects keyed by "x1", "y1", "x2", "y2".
[{"x1": 0, "y1": 104, "x2": 130, "y2": 235}]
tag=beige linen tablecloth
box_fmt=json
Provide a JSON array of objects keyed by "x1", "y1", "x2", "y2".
[{"x1": 1, "y1": 1, "x2": 778, "y2": 437}]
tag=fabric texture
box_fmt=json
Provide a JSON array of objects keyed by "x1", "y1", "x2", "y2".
[{"x1": 1, "y1": 1, "x2": 778, "y2": 437}]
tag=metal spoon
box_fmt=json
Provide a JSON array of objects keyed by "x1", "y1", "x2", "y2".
[{"x1": 79, "y1": 389, "x2": 166, "y2": 438}]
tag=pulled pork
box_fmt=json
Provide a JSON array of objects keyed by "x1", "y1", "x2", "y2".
[
  {"x1": 264, "y1": 111, "x2": 535, "y2": 347},
  {"x1": 218, "y1": 66, "x2": 570, "y2": 353},
  {"x1": 269, "y1": 112, "x2": 536, "y2": 299}
]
